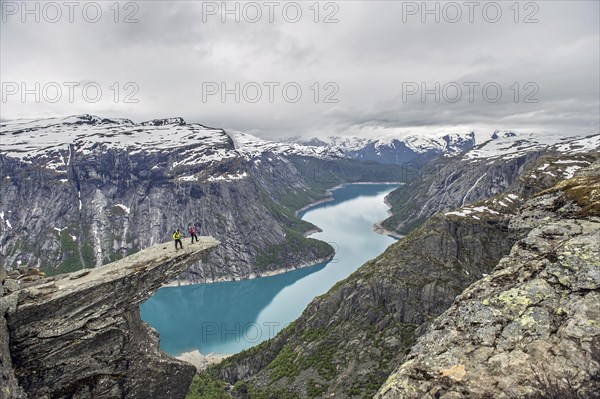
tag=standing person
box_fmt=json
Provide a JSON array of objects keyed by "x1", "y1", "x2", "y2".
[
  {"x1": 189, "y1": 225, "x2": 199, "y2": 243},
  {"x1": 173, "y1": 229, "x2": 183, "y2": 250}
]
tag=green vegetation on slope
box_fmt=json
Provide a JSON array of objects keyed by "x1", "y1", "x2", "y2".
[
  {"x1": 255, "y1": 188, "x2": 335, "y2": 271},
  {"x1": 539, "y1": 174, "x2": 600, "y2": 217},
  {"x1": 186, "y1": 375, "x2": 231, "y2": 399}
]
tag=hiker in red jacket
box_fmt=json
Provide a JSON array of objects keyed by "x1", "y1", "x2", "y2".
[{"x1": 189, "y1": 225, "x2": 199, "y2": 243}]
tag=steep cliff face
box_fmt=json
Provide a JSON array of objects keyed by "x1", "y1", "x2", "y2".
[
  {"x1": 1, "y1": 314, "x2": 25, "y2": 399},
  {"x1": 377, "y1": 169, "x2": 600, "y2": 399},
  {"x1": 1, "y1": 237, "x2": 219, "y2": 399}
]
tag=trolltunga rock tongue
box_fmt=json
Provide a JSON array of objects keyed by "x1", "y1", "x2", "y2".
[{"x1": 1, "y1": 237, "x2": 219, "y2": 399}]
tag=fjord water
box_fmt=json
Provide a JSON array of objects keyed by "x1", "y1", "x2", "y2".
[{"x1": 140, "y1": 184, "x2": 398, "y2": 356}]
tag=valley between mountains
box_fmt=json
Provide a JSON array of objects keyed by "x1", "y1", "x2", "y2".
[{"x1": 1, "y1": 115, "x2": 599, "y2": 399}]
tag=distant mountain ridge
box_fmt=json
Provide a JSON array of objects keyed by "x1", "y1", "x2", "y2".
[
  {"x1": 292, "y1": 129, "x2": 598, "y2": 166},
  {"x1": 0, "y1": 114, "x2": 340, "y2": 171},
  {"x1": 291, "y1": 131, "x2": 477, "y2": 164},
  {"x1": 4, "y1": 114, "x2": 595, "y2": 168},
  {"x1": 381, "y1": 131, "x2": 600, "y2": 235}
]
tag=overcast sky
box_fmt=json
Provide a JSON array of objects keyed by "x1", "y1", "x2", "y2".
[{"x1": 1, "y1": 0, "x2": 598, "y2": 139}]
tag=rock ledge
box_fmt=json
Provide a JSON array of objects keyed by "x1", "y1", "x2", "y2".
[{"x1": 1, "y1": 237, "x2": 219, "y2": 399}]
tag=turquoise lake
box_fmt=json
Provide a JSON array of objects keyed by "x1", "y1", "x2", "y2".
[{"x1": 140, "y1": 183, "x2": 399, "y2": 356}]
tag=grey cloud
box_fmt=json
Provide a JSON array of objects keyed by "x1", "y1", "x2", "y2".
[{"x1": 0, "y1": 0, "x2": 598, "y2": 138}]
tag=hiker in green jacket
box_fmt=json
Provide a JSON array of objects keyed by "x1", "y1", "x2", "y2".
[{"x1": 173, "y1": 229, "x2": 183, "y2": 250}]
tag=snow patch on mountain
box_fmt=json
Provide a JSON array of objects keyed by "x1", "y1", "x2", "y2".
[
  {"x1": 555, "y1": 135, "x2": 600, "y2": 153},
  {"x1": 207, "y1": 171, "x2": 249, "y2": 182},
  {"x1": 463, "y1": 131, "x2": 598, "y2": 161},
  {"x1": 445, "y1": 205, "x2": 500, "y2": 218}
]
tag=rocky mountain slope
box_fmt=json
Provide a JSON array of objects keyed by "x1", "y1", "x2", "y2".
[
  {"x1": 190, "y1": 147, "x2": 599, "y2": 399},
  {"x1": 0, "y1": 115, "x2": 403, "y2": 282},
  {"x1": 1, "y1": 236, "x2": 219, "y2": 399},
  {"x1": 377, "y1": 167, "x2": 600, "y2": 399},
  {"x1": 381, "y1": 132, "x2": 600, "y2": 234}
]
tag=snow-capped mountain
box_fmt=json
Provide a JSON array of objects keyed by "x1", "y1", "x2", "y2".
[
  {"x1": 0, "y1": 115, "x2": 341, "y2": 179},
  {"x1": 463, "y1": 130, "x2": 600, "y2": 161},
  {"x1": 293, "y1": 132, "x2": 477, "y2": 164},
  {"x1": 1, "y1": 115, "x2": 232, "y2": 169},
  {"x1": 5, "y1": 115, "x2": 595, "y2": 171}
]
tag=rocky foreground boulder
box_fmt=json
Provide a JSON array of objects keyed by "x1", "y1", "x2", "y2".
[
  {"x1": 377, "y1": 172, "x2": 600, "y2": 398},
  {"x1": 1, "y1": 237, "x2": 219, "y2": 399}
]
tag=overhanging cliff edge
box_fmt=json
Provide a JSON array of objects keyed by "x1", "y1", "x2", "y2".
[{"x1": 1, "y1": 236, "x2": 220, "y2": 399}]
